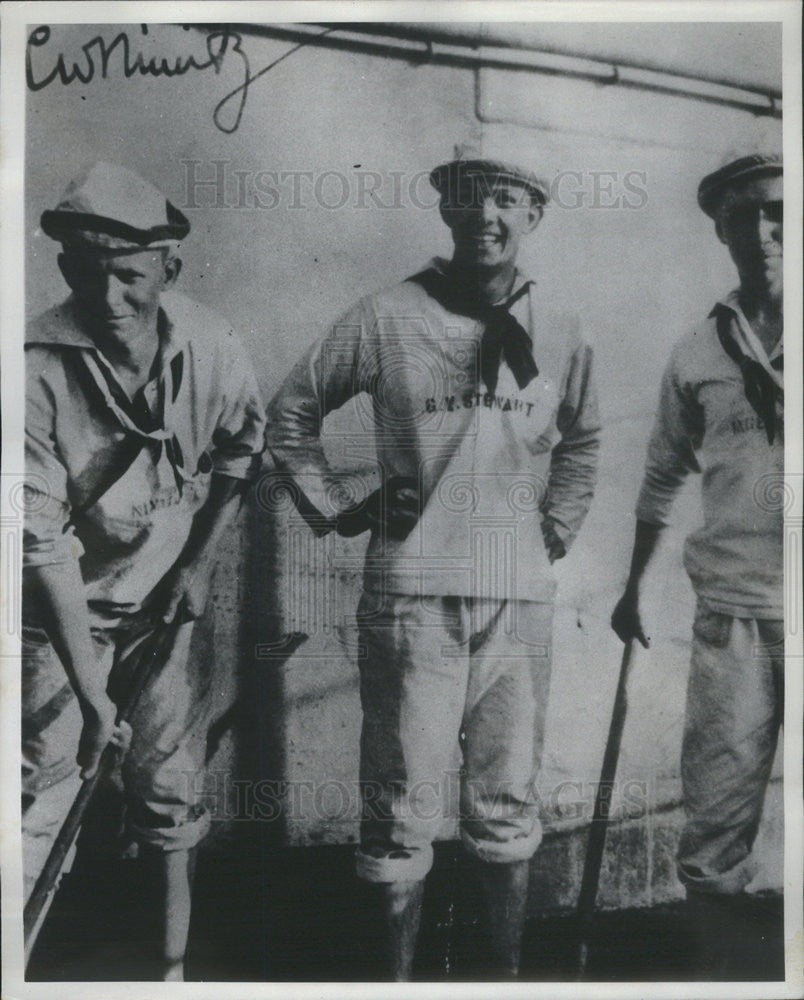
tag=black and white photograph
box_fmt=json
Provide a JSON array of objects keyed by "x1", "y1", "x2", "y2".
[{"x1": 1, "y1": 2, "x2": 802, "y2": 996}]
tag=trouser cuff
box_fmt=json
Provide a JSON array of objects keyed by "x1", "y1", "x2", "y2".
[
  {"x1": 128, "y1": 808, "x2": 211, "y2": 852},
  {"x1": 677, "y1": 855, "x2": 758, "y2": 896},
  {"x1": 355, "y1": 845, "x2": 433, "y2": 883},
  {"x1": 460, "y1": 820, "x2": 542, "y2": 864}
]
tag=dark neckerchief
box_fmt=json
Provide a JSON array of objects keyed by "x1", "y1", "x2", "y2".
[
  {"x1": 74, "y1": 308, "x2": 190, "y2": 495},
  {"x1": 712, "y1": 303, "x2": 783, "y2": 445},
  {"x1": 412, "y1": 267, "x2": 539, "y2": 397}
]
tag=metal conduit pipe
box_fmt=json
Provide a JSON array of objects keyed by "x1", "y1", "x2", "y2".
[
  {"x1": 198, "y1": 22, "x2": 780, "y2": 118},
  {"x1": 318, "y1": 21, "x2": 782, "y2": 99}
]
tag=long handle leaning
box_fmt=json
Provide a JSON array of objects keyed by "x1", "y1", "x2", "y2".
[
  {"x1": 576, "y1": 638, "x2": 636, "y2": 980},
  {"x1": 23, "y1": 621, "x2": 179, "y2": 959}
]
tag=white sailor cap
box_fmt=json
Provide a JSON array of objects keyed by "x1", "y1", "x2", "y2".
[
  {"x1": 41, "y1": 162, "x2": 190, "y2": 250},
  {"x1": 698, "y1": 123, "x2": 782, "y2": 217},
  {"x1": 430, "y1": 127, "x2": 550, "y2": 207}
]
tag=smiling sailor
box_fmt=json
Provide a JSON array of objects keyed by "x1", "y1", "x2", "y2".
[
  {"x1": 23, "y1": 162, "x2": 265, "y2": 978},
  {"x1": 266, "y1": 128, "x2": 601, "y2": 980}
]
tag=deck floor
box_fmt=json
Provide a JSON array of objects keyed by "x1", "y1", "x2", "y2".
[{"x1": 28, "y1": 836, "x2": 785, "y2": 983}]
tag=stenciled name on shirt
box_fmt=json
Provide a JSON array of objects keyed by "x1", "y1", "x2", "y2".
[
  {"x1": 129, "y1": 481, "x2": 204, "y2": 520},
  {"x1": 425, "y1": 391, "x2": 539, "y2": 416}
]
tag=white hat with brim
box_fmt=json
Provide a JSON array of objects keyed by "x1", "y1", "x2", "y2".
[
  {"x1": 41, "y1": 161, "x2": 189, "y2": 250},
  {"x1": 698, "y1": 150, "x2": 782, "y2": 218},
  {"x1": 430, "y1": 131, "x2": 550, "y2": 206}
]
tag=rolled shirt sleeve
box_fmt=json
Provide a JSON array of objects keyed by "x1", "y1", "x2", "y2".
[
  {"x1": 636, "y1": 343, "x2": 703, "y2": 526},
  {"x1": 209, "y1": 331, "x2": 266, "y2": 481},
  {"x1": 24, "y1": 360, "x2": 84, "y2": 567},
  {"x1": 265, "y1": 301, "x2": 365, "y2": 529},
  {"x1": 542, "y1": 340, "x2": 602, "y2": 551}
]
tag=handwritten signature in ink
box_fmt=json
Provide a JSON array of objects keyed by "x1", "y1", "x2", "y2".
[{"x1": 26, "y1": 24, "x2": 324, "y2": 134}]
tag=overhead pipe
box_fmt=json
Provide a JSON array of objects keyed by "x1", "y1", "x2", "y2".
[
  {"x1": 321, "y1": 22, "x2": 782, "y2": 100},
  {"x1": 195, "y1": 23, "x2": 780, "y2": 118}
]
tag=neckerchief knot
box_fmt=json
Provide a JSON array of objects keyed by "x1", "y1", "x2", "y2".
[
  {"x1": 411, "y1": 267, "x2": 539, "y2": 397},
  {"x1": 78, "y1": 338, "x2": 190, "y2": 495},
  {"x1": 475, "y1": 283, "x2": 538, "y2": 396},
  {"x1": 713, "y1": 303, "x2": 783, "y2": 445}
]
